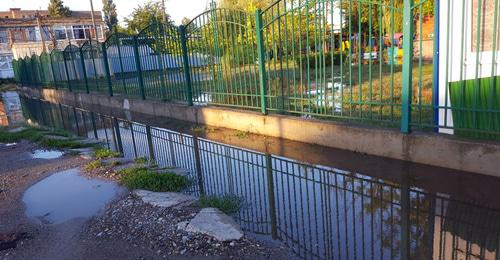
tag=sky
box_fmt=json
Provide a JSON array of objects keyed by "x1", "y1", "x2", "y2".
[{"x1": 1, "y1": 0, "x2": 209, "y2": 25}]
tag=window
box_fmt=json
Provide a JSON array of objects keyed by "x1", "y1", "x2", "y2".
[
  {"x1": 0, "y1": 31, "x2": 7, "y2": 43},
  {"x1": 27, "y1": 27, "x2": 36, "y2": 41},
  {"x1": 54, "y1": 27, "x2": 67, "y2": 40},
  {"x1": 73, "y1": 25, "x2": 85, "y2": 39}
]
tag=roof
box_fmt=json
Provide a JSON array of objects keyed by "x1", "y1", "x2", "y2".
[{"x1": 0, "y1": 9, "x2": 102, "y2": 27}]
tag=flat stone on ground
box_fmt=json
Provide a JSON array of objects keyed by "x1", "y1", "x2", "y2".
[
  {"x1": 7, "y1": 127, "x2": 26, "y2": 133},
  {"x1": 184, "y1": 208, "x2": 243, "y2": 241},
  {"x1": 133, "y1": 190, "x2": 197, "y2": 208}
]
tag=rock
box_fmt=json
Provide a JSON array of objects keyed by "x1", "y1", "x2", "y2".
[
  {"x1": 101, "y1": 157, "x2": 131, "y2": 166},
  {"x1": 69, "y1": 148, "x2": 93, "y2": 159},
  {"x1": 155, "y1": 168, "x2": 191, "y2": 178},
  {"x1": 7, "y1": 127, "x2": 26, "y2": 133},
  {"x1": 78, "y1": 138, "x2": 103, "y2": 145},
  {"x1": 133, "y1": 190, "x2": 197, "y2": 208},
  {"x1": 112, "y1": 162, "x2": 145, "y2": 172},
  {"x1": 43, "y1": 135, "x2": 72, "y2": 140},
  {"x1": 184, "y1": 208, "x2": 243, "y2": 241},
  {"x1": 177, "y1": 221, "x2": 189, "y2": 230}
]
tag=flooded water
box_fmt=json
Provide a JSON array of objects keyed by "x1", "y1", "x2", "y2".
[
  {"x1": 30, "y1": 149, "x2": 64, "y2": 159},
  {"x1": 20, "y1": 97, "x2": 500, "y2": 259},
  {"x1": 23, "y1": 168, "x2": 123, "y2": 224}
]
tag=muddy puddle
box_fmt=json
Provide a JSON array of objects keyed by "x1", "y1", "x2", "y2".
[{"x1": 30, "y1": 149, "x2": 64, "y2": 159}]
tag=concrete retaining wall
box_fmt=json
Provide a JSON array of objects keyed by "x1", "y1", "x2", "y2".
[{"x1": 18, "y1": 86, "x2": 500, "y2": 177}]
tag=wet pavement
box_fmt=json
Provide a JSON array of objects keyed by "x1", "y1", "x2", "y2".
[
  {"x1": 22, "y1": 168, "x2": 124, "y2": 224},
  {"x1": 30, "y1": 149, "x2": 64, "y2": 160}
]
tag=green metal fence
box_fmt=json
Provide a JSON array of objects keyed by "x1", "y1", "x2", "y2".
[
  {"x1": 12, "y1": 0, "x2": 500, "y2": 141},
  {"x1": 21, "y1": 96, "x2": 500, "y2": 259}
]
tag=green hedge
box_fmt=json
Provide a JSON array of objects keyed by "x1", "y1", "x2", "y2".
[{"x1": 294, "y1": 51, "x2": 347, "y2": 69}]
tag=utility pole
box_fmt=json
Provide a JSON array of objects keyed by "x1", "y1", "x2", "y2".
[
  {"x1": 161, "y1": 0, "x2": 166, "y2": 24},
  {"x1": 35, "y1": 11, "x2": 47, "y2": 52},
  {"x1": 89, "y1": 0, "x2": 98, "y2": 40}
]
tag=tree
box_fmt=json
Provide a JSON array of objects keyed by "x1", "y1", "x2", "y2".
[
  {"x1": 181, "y1": 17, "x2": 191, "y2": 26},
  {"x1": 102, "y1": 0, "x2": 118, "y2": 30},
  {"x1": 124, "y1": 1, "x2": 174, "y2": 34},
  {"x1": 47, "y1": 0, "x2": 71, "y2": 18}
]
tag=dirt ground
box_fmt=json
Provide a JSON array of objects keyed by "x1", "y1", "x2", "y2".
[{"x1": 0, "y1": 141, "x2": 294, "y2": 260}]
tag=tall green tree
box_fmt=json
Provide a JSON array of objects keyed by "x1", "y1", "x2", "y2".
[
  {"x1": 124, "y1": 1, "x2": 173, "y2": 34},
  {"x1": 47, "y1": 0, "x2": 71, "y2": 17},
  {"x1": 102, "y1": 0, "x2": 118, "y2": 30}
]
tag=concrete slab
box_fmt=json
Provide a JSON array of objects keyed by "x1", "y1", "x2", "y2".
[
  {"x1": 133, "y1": 190, "x2": 197, "y2": 208},
  {"x1": 184, "y1": 208, "x2": 243, "y2": 241}
]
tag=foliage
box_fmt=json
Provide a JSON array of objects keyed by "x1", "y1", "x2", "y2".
[
  {"x1": 134, "y1": 157, "x2": 148, "y2": 164},
  {"x1": 198, "y1": 194, "x2": 245, "y2": 214},
  {"x1": 48, "y1": 0, "x2": 71, "y2": 18},
  {"x1": 0, "y1": 127, "x2": 90, "y2": 149},
  {"x1": 119, "y1": 167, "x2": 190, "y2": 192},
  {"x1": 124, "y1": 1, "x2": 174, "y2": 34},
  {"x1": 295, "y1": 51, "x2": 347, "y2": 69},
  {"x1": 85, "y1": 159, "x2": 103, "y2": 171},
  {"x1": 93, "y1": 148, "x2": 121, "y2": 159},
  {"x1": 102, "y1": 0, "x2": 118, "y2": 30}
]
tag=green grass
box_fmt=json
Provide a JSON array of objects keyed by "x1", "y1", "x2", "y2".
[
  {"x1": 0, "y1": 127, "x2": 92, "y2": 149},
  {"x1": 198, "y1": 194, "x2": 245, "y2": 215},
  {"x1": 85, "y1": 159, "x2": 103, "y2": 171},
  {"x1": 133, "y1": 157, "x2": 148, "y2": 164},
  {"x1": 119, "y1": 167, "x2": 190, "y2": 192},
  {"x1": 93, "y1": 148, "x2": 121, "y2": 159}
]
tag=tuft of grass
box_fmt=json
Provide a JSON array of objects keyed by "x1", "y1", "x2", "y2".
[
  {"x1": 0, "y1": 127, "x2": 91, "y2": 149},
  {"x1": 85, "y1": 159, "x2": 103, "y2": 171},
  {"x1": 119, "y1": 167, "x2": 190, "y2": 192},
  {"x1": 94, "y1": 148, "x2": 121, "y2": 159},
  {"x1": 198, "y1": 194, "x2": 245, "y2": 214},
  {"x1": 134, "y1": 157, "x2": 148, "y2": 164}
]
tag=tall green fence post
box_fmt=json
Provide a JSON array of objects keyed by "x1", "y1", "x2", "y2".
[
  {"x1": 401, "y1": 0, "x2": 414, "y2": 133},
  {"x1": 157, "y1": 23, "x2": 168, "y2": 101},
  {"x1": 179, "y1": 25, "x2": 194, "y2": 106},
  {"x1": 79, "y1": 47, "x2": 90, "y2": 94},
  {"x1": 192, "y1": 135, "x2": 205, "y2": 195},
  {"x1": 145, "y1": 125, "x2": 156, "y2": 162},
  {"x1": 113, "y1": 117, "x2": 124, "y2": 154},
  {"x1": 48, "y1": 53, "x2": 57, "y2": 89},
  {"x1": 255, "y1": 9, "x2": 268, "y2": 115},
  {"x1": 63, "y1": 53, "x2": 72, "y2": 92},
  {"x1": 132, "y1": 36, "x2": 146, "y2": 100},
  {"x1": 90, "y1": 111, "x2": 99, "y2": 139},
  {"x1": 101, "y1": 42, "x2": 113, "y2": 96},
  {"x1": 265, "y1": 153, "x2": 278, "y2": 239}
]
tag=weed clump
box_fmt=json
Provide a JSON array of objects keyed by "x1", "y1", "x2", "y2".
[
  {"x1": 198, "y1": 194, "x2": 244, "y2": 214},
  {"x1": 85, "y1": 159, "x2": 103, "y2": 171},
  {"x1": 119, "y1": 167, "x2": 190, "y2": 192},
  {"x1": 134, "y1": 157, "x2": 149, "y2": 164},
  {"x1": 0, "y1": 127, "x2": 91, "y2": 149},
  {"x1": 93, "y1": 148, "x2": 120, "y2": 159}
]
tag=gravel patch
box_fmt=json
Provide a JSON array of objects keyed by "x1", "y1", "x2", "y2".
[{"x1": 84, "y1": 193, "x2": 293, "y2": 259}]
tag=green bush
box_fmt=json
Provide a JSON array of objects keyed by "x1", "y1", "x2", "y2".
[
  {"x1": 119, "y1": 167, "x2": 190, "y2": 192},
  {"x1": 294, "y1": 51, "x2": 347, "y2": 69},
  {"x1": 94, "y1": 148, "x2": 121, "y2": 159},
  {"x1": 0, "y1": 127, "x2": 90, "y2": 149},
  {"x1": 198, "y1": 194, "x2": 244, "y2": 214}
]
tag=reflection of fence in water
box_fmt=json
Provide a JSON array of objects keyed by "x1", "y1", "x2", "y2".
[{"x1": 21, "y1": 97, "x2": 500, "y2": 260}]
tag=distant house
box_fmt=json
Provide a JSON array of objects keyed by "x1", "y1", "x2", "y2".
[{"x1": 0, "y1": 8, "x2": 106, "y2": 78}]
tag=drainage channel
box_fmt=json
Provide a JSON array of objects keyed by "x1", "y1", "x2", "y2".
[{"x1": 21, "y1": 96, "x2": 500, "y2": 259}]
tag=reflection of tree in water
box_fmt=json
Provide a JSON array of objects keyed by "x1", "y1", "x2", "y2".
[{"x1": 349, "y1": 174, "x2": 432, "y2": 259}]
